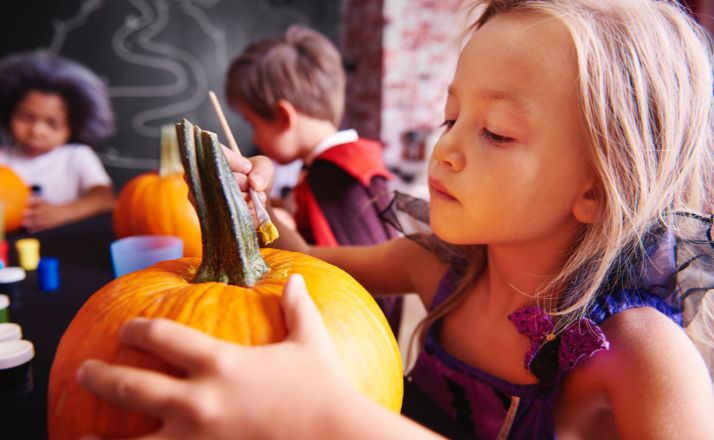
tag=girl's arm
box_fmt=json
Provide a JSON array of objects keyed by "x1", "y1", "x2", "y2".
[
  {"x1": 78, "y1": 275, "x2": 445, "y2": 440},
  {"x1": 23, "y1": 184, "x2": 114, "y2": 232},
  {"x1": 232, "y1": 151, "x2": 448, "y2": 303},
  {"x1": 558, "y1": 307, "x2": 714, "y2": 439}
]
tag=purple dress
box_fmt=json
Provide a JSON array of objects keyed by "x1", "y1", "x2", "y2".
[{"x1": 399, "y1": 211, "x2": 713, "y2": 439}]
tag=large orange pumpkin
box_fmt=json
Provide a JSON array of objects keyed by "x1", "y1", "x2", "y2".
[
  {"x1": 48, "y1": 120, "x2": 403, "y2": 440},
  {"x1": 113, "y1": 125, "x2": 202, "y2": 257},
  {"x1": 0, "y1": 166, "x2": 29, "y2": 233}
]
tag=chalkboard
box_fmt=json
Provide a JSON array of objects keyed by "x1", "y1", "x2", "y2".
[{"x1": 0, "y1": 0, "x2": 344, "y2": 189}]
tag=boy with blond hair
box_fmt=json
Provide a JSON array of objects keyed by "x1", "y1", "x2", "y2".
[{"x1": 226, "y1": 25, "x2": 401, "y2": 332}]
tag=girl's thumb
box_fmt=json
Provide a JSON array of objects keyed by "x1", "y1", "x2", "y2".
[{"x1": 281, "y1": 274, "x2": 328, "y2": 345}]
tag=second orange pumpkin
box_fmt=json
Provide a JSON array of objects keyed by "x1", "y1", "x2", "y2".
[
  {"x1": 113, "y1": 126, "x2": 201, "y2": 257},
  {"x1": 0, "y1": 165, "x2": 29, "y2": 233}
]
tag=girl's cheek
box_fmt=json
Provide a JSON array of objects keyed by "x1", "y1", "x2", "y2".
[{"x1": 427, "y1": 157, "x2": 439, "y2": 174}]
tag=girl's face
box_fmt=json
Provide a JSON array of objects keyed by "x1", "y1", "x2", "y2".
[
  {"x1": 11, "y1": 90, "x2": 71, "y2": 157},
  {"x1": 428, "y1": 12, "x2": 595, "y2": 246}
]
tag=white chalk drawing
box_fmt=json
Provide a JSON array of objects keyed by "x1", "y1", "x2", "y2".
[
  {"x1": 45, "y1": 0, "x2": 328, "y2": 172},
  {"x1": 101, "y1": 147, "x2": 159, "y2": 170},
  {"x1": 48, "y1": 0, "x2": 229, "y2": 168},
  {"x1": 48, "y1": 0, "x2": 106, "y2": 54}
]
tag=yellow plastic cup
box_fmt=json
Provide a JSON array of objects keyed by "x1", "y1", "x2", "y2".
[{"x1": 15, "y1": 238, "x2": 40, "y2": 271}]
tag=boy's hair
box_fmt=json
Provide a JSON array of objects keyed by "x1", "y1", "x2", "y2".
[
  {"x1": 225, "y1": 25, "x2": 346, "y2": 127},
  {"x1": 415, "y1": 0, "x2": 713, "y2": 353},
  {"x1": 0, "y1": 51, "x2": 115, "y2": 146}
]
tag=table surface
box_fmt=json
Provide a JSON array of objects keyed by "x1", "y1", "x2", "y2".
[{"x1": 1, "y1": 214, "x2": 116, "y2": 440}]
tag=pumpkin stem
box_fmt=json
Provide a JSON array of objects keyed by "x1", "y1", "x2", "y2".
[
  {"x1": 176, "y1": 119, "x2": 269, "y2": 286},
  {"x1": 159, "y1": 124, "x2": 184, "y2": 177}
]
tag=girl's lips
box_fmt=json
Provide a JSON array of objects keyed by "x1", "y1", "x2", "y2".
[
  {"x1": 429, "y1": 178, "x2": 456, "y2": 201},
  {"x1": 22, "y1": 144, "x2": 44, "y2": 156}
]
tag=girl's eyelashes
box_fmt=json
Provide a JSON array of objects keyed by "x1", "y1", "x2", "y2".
[
  {"x1": 440, "y1": 119, "x2": 456, "y2": 131},
  {"x1": 481, "y1": 128, "x2": 513, "y2": 145},
  {"x1": 440, "y1": 120, "x2": 514, "y2": 145}
]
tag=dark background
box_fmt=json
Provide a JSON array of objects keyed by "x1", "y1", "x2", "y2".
[{"x1": 0, "y1": 0, "x2": 345, "y2": 189}]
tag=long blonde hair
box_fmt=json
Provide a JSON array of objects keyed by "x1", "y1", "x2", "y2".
[{"x1": 413, "y1": 0, "x2": 713, "y2": 354}]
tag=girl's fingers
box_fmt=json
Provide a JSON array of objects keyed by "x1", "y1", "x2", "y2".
[
  {"x1": 76, "y1": 359, "x2": 185, "y2": 418},
  {"x1": 119, "y1": 318, "x2": 223, "y2": 373},
  {"x1": 281, "y1": 275, "x2": 331, "y2": 348}
]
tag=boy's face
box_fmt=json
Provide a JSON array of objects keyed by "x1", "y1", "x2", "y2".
[
  {"x1": 11, "y1": 90, "x2": 71, "y2": 157},
  {"x1": 236, "y1": 101, "x2": 300, "y2": 164}
]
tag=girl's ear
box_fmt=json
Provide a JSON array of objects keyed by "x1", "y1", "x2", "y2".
[
  {"x1": 572, "y1": 179, "x2": 601, "y2": 224},
  {"x1": 275, "y1": 100, "x2": 298, "y2": 130}
]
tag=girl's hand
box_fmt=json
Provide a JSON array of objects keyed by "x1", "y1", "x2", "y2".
[
  {"x1": 23, "y1": 198, "x2": 71, "y2": 232},
  {"x1": 76, "y1": 274, "x2": 355, "y2": 440}
]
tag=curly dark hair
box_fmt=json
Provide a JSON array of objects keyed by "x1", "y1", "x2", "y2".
[{"x1": 0, "y1": 51, "x2": 114, "y2": 145}]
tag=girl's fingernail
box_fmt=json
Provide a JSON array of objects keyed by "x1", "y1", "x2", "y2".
[
  {"x1": 119, "y1": 317, "x2": 148, "y2": 339},
  {"x1": 251, "y1": 176, "x2": 264, "y2": 188},
  {"x1": 76, "y1": 359, "x2": 99, "y2": 382},
  {"x1": 237, "y1": 158, "x2": 252, "y2": 172}
]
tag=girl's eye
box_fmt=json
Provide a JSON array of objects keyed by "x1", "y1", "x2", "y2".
[
  {"x1": 440, "y1": 120, "x2": 456, "y2": 131},
  {"x1": 14, "y1": 112, "x2": 32, "y2": 122},
  {"x1": 481, "y1": 129, "x2": 513, "y2": 145}
]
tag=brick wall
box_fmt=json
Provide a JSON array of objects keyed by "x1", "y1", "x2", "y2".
[
  {"x1": 381, "y1": 0, "x2": 462, "y2": 167},
  {"x1": 342, "y1": 0, "x2": 462, "y2": 178},
  {"x1": 341, "y1": 0, "x2": 385, "y2": 140}
]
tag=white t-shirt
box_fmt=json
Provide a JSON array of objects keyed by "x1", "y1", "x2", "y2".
[{"x1": 0, "y1": 144, "x2": 112, "y2": 204}]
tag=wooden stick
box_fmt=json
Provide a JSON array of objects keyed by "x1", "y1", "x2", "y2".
[{"x1": 208, "y1": 90, "x2": 241, "y2": 155}]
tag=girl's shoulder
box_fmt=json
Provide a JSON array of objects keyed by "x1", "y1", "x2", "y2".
[
  {"x1": 556, "y1": 306, "x2": 714, "y2": 437},
  {"x1": 590, "y1": 306, "x2": 701, "y2": 377}
]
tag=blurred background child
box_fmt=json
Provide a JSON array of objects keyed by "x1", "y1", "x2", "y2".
[
  {"x1": 0, "y1": 51, "x2": 115, "y2": 232},
  {"x1": 226, "y1": 25, "x2": 402, "y2": 334}
]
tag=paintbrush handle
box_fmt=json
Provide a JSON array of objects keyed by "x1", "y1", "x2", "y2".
[
  {"x1": 249, "y1": 189, "x2": 269, "y2": 222},
  {"x1": 208, "y1": 90, "x2": 241, "y2": 156}
]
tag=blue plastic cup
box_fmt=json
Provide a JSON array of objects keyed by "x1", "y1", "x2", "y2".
[
  {"x1": 110, "y1": 236, "x2": 183, "y2": 278},
  {"x1": 37, "y1": 257, "x2": 60, "y2": 292}
]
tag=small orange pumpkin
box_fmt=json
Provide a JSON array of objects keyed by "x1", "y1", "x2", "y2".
[
  {"x1": 0, "y1": 166, "x2": 29, "y2": 233},
  {"x1": 48, "y1": 120, "x2": 403, "y2": 440},
  {"x1": 113, "y1": 125, "x2": 202, "y2": 257}
]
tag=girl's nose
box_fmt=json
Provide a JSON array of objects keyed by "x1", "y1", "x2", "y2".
[
  {"x1": 431, "y1": 132, "x2": 465, "y2": 171},
  {"x1": 28, "y1": 121, "x2": 47, "y2": 137}
]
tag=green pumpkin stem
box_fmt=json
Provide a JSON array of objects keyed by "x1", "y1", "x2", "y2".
[
  {"x1": 176, "y1": 118, "x2": 268, "y2": 286},
  {"x1": 159, "y1": 124, "x2": 184, "y2": 177}
]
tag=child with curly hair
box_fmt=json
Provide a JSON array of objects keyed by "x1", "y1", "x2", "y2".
[{"x1": 0, "y1": 52, "x2": 115, "y2": 231}]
